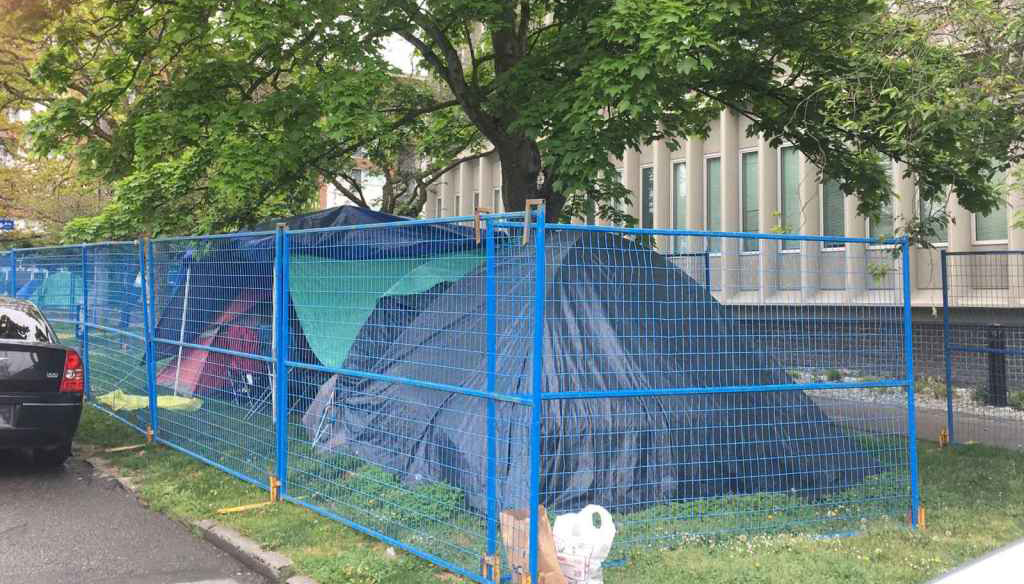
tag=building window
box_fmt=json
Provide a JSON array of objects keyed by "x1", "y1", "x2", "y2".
[
  {"x1": 918, "y1": 195, "x2": 947, "y2": 244},
  {"x1": 454, "y1": 195, "x2": 461, "y2": 216},
  {"x1": 741, "y1": 151, "x2": 759, "y2": 251},
  {"x1": 640, "y1": 166, "x2": 655, "y2": 229},
  {"x1": 706, "y1": 157, "x2": 721, "y2": 252},
  {"x1": 975, "y1": 205, "x2": 1008, "y2": 242},
  {"x1": 493, "y1": 187, "x2": 502, "y2": 212},
  {"x1": 779, "y1": 147, "x2": 800, "y2": 250},
  {"x1": 869, "y1": 206, "x2": 894, "y2": 242},
  {"x1": 473, "y1": 191, "x2": 480, "y2": 212},
  {"x1": 672, "y1": 161, "x2": 686, "y2": 251},
  {"x1": 822, "y1": 178, "x2": 846, "y2": 248},
  {"x1": 435, "y1": 196, "x2": 442, "y2": 217}
]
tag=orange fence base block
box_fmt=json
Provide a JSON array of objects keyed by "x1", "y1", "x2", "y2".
[
  {"x1": 269, "y1": 476, "x2": 281, "y2": 503},
  {"x1": 908, "y1": 506, "x2": 926, "y2": 529}
]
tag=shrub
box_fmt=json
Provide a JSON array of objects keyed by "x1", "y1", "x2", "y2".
[
  {"x1": 1008, "y1": 390, "x2": 1024, "y2": 412},
  {"x1": 916, "y1": 377, "x2": 947, "y2": 401}
]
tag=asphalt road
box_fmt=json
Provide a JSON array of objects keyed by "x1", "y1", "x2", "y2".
[{"x1": 0, "y1": 450, "x2": 264, "y2": 584}]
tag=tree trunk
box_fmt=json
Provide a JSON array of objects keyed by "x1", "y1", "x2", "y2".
[{"x1": 494, "y1": 136, "x2": 565, "y2": 221}]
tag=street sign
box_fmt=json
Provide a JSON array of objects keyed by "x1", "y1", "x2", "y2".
[{"x1": 0, "y1": 219, "x2": 14, "y2": 231}]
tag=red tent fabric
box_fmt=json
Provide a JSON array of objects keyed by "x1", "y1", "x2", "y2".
[{"x1": 156, "y1": 292, "x2": 266, "y2": 396}]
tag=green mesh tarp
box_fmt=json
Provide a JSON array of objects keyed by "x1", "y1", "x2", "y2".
[
  {"x1": 289, "y1": 251, "x2": 483, "y2": 368},
  {"x1": 31, "y1": 271, "x2": 82, "y2": 311}
]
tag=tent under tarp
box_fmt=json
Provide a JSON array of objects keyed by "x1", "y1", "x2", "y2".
[
  {"x1": 28, "y1": 271, "x2": 82, "y2": 314},
  {"x1": 156, "y1": 291, "x2": 269, "y2": 397},
  {"x1": 302, "y1": 230, "x2": 882, "y2": 513},
  {"x1": 152, "y1": 206, "x2": 481, "y2": 385}
]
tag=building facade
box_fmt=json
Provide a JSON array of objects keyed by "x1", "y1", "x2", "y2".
[
  {"x1": 427, "y1": 109, "x2": 1023, "y2": 309},
  {"x1": 426, "y1": 110, "x2": 1024, "y2": 384}
]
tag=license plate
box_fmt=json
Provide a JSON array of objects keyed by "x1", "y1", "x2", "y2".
[{"x1": 0, "y1": 405, "x2": 13, "y2": 428}]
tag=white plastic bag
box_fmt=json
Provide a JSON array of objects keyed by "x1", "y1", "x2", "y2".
[{"x1": 552, "y1": 505, "x2": 616, "y2": 584}]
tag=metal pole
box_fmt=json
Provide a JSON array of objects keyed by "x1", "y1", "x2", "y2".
[
  {"x1": 901, "y1": 238, "x2": 920, "y2": 527},
  {"x1": 139, "y1": 240, "x2": 159, "y2": 437},
  {"x1": 484, "y1": 217, "x2": 498, "y2": 572},
  {"x1": 703, "y1": 250, "x2": 712, "y2": 296},
  {"x1": 273, "y1": 224, "x2": 290, "y2": 498},
  {"x1": 81, "y1": 245, "x2": 91, "y2": 400},
  {"x1": 172, "y1": 264, "x2": 192, "y2": 396},
  {"x1": 8, "y1": 249, "x2": 15, "y2": 296},
  {"x1": 528, "y1": 204, "x2": 546, "y2": 583},
  {"x1": 940, "y1": 250, "x2": 954, "y2": 444}
]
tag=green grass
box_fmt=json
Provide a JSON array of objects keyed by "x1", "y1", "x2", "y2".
[{"x1": 76, "y1": 407, "x2": 1024, "y2": 584}]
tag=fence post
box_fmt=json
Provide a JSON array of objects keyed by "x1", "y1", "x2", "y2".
[
  {"x1": 529, "y1": 203, "x2": 546, "y2": 583},
  {"x1": 901, "y1": 238, "x2": 920, "y2": 527},
  {"x1": 484, "y1": 216, "x2": 499, "y2": 578},
  {"x1": 81, "y1": 245, "x2": 91, "y2": 400},
  {"x1": 940, "y1": 250, "x2": 954, "y2": 444},
  {"x1": 273, "y1": 224, "x2": 290, "y2": 499},
  {"x1": 8, "y1": 248, "x2": 15, "y2": 296},
  {"x1": 986, "y1": 325, "x2": 1008, "y2": 407},
  {"x1": 139, "y1": 239, "x2": 159, "y2": 439}
]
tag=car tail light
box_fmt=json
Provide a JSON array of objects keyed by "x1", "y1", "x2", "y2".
[{"x1": 60, "y1": 349, "x2": 84, "y2": 393}]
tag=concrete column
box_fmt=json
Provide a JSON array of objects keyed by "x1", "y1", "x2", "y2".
[
  {"x1": 758, "y1": 136, "x2": 779, "y2": 298},
  {"x1": 947, "y1": 193, "x2": 973, "y2": 254},
  {"x1": 894, "y1": 161, "x2": 919, "y2": 292},
  {"x1": 489, "y1": 158, "x2": 501, "y2": 211},
  {"x1": 686, "y1": 137, "x2": 704, "y2": 253},
  {"x1": 478, "y1": 155, "x2": 493, "y2": 212},
  {"x1": 441, "y1": 170, "x2": 455, "y2": 217},
  {"x1": 653, "y1": 138, "x2": 672, "y2": 250},
  {"x1": 720, "y1": 109, "x2": 740, "y2": 299},
  {"x1": 946, "y1": 192, "x2": 973, "y2": 300},
  {"x1": 622, "y1": 149, "x2": 641, "y2": 224},
  {"x1": 799, "y1": 155, "x2": 821, "y2": 299},
  {"x1": 1007, "y1": 167, "x2": 1024, "y2": 304},
  {"x1": 459, "y1": 160, "x2": 474, "y2": 216},
  {"x1": 846, "y1": 192, "x2": 868, "y2": 298}
]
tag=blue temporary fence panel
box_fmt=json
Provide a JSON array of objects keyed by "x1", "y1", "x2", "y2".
[
  {"x1": 83, "y1": 242, "x2": 150, "y2": 432},
  {"x1": 17, "y1": 208, "x2": 919, "y2": 583},
  {"x1": 941, "y1": 250, "x2": 1024, "y2": 450}
]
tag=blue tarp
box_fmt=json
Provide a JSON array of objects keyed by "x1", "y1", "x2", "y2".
[{"x1": 305, "y1": 230, "x2": 882, "y2": 512}]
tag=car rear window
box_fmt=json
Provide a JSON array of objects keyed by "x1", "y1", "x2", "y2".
[{"x1": 0, "y1": 306, "x2": 55, "y2": 343}]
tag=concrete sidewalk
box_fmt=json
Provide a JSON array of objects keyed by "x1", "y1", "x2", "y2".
[
  {"x1": 929, "y1": 538, "x2": 1024, "y2": 584},
  {"x1": 0, "y1": 450, "x2": 264, "y2": 584}
]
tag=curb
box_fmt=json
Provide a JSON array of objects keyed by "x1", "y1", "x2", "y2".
[
  {"x1": 84, "y1": 455, "x2": 139, "y2": 492},
  {"x1": 82, "y1": 451, "x2": 317, "y2": 584},
  {"x1": 194, "y1": 519, "x2": 297, "y2": 583}
]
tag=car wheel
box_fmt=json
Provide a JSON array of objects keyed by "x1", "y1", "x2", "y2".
[{"x1": 34, "y1": 442, "x2": 72, "y2": 467}]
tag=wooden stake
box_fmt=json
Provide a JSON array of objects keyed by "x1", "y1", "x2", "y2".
[{"x1": 216, "y1": 501, "x2": 276, "y2": 515}]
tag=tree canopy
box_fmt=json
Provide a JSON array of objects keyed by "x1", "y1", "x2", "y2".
[{"x1": 8, "y1": 0, "x2": 1024, "y2": 240}]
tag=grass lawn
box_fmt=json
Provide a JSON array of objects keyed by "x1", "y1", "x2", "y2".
[{"x1": 76, "y1": 406, "x2": 1024, "y2": 584}]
